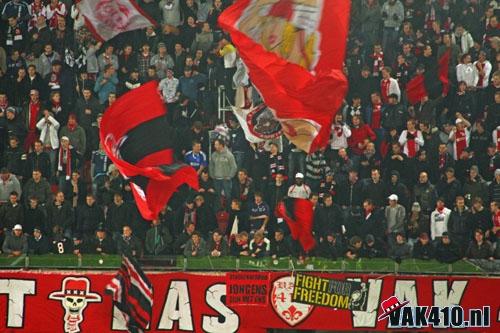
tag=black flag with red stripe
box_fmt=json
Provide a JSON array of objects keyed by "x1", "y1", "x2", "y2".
[
  {"x1": 100, "y1": 81, "x2": 199, "y2": 220},
  {"x1": 106, "y1": 254, "x2": 153, "y2": 333},
  {"x1": 407, "y1": 50, "x2": 451, "y2": 105}
]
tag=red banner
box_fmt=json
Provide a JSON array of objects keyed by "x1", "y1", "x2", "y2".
[{"x1": 0, "y1": 270, "x2": 498, "y2": 332}]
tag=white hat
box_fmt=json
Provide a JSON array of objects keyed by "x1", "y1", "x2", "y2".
[
  {"x1": 13, "y1": 224, "x2": 22, "y2": 230},
  {"x1": 388, "y1": 194, "x2": 398, "y2": 201},
  {"x1": 295, "y1": 172, "x2": 304, "y2": 178},
  {"x1": 60, "y1": 136, "x2": 70, "y2": 142},
  {"x1": 455, "y1": 118, "x2": 463, "y2": 124}
]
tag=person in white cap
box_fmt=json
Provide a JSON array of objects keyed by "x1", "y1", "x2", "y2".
[
  {"x1": 2, "y1": 224, "x2": 28, "y2": 257},
  {"x1": 287, "y1": 172, "x2": 311, "y2": 199},
  {"x1": 385, "y1": 194, "x2": 406, "y2": 246},
  {"x1": 449, "y1": 113, "x2": 471, "y2": 160}
]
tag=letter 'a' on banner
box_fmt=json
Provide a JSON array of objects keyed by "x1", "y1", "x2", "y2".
[
  {"x1": 219, "y1": 0, "x2": 350, "y2": 153},
  {"x1": 77, "y1": 0, "x2": 157, "y2": 41}
]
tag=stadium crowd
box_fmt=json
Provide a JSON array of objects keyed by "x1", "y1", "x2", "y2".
[{"x1": 0, "y1": 0, "x2": 499, "y2": 265}]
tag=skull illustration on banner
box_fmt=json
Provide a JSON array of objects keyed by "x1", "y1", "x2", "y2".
[{"x1": 49, "y1": 277, "x2": 102, "y2": 333}]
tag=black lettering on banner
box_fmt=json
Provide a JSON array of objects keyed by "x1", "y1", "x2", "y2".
[{"x1": 291, "y1": 273, "x2": 368, "y2": 311}]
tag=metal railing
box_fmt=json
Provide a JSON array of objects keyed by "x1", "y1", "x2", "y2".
[{"x1": 0, "y1": 255, "x2": 498, "y2": 275}]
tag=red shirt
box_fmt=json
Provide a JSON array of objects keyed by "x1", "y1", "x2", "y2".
[{"x1": 370, "y1": 103, "x2": 382, "y2": 129}]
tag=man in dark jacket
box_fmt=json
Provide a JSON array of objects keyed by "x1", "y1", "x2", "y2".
[
  {"x1": 107, "y1": 192, "x2": 137, "y2": 239},
  {"x1": 314, "y1": 194, "x2": 342, "y2": 238},
  {"x1": 270, "y1": 229, "x2": 292, "y2": 259},
  {"x1": 317, "y1": 233, "x2": 345, "y2": 259},
  {"x1": 388, "y1": 232, "x2": 412, "y2": 260},
  {"x1": 448, "y1": 196, "x2": 472, "y2": 254},
  {"x1": 465, "y1": 229, "x2": 494, "y2": 260},
  {"x1": 386, "y1": 170, "x2": 409, "y2": 209},
  {"x1": 436, "y1": 167, "x2": 462, "y2": 209},
  {"x1": 24, "y1": 197, "x2": 46, "y2": 235},
  {"x1": 46, "y1": 191, "x2": 73, "y2": 236},
  {"x1": 2, "y1": 224, "x2": 28, "y2": 256},
  {"x1": 77, "y1": 194, "x2": 105, "y2": 239},
  {"x1": 28, "y1": 227, "x2": 50, "y2": 255},
  {"x1": 85, "y1": 225, "x2": 115, "y2": 255},
  {"x1": 362, "y1": 169, "x2": 387, "y2": 208},
  {"x1": 145, "y1": 218, "x2": 173, "y2": 255},
  {"x1": 413, "y1": 171, "x2": 438, "y2": 215},
  {"x1": 173, "y1": 222, "x2": 196, "y2": 255},
  {"x1": 23, "y1": 169, "x2": 52, "y2": 206},
  {"x1": 116, "y1": 225, "x2": 143, "y2": 258},
  {"x1": 24, "y1": 140, "x2": 51, "y2": 180},
  {"x1": 0, "y1": 191, "x2": 23, "y2": 232},
  {"x1": 360, "y1": 234, "x2": 386, "y2": 258},
  {"x1": 435, "y1": 232, "x2": 461, "y2": 263},
  {"x1": 382, "y1": 94, "x2": 407, "y2": 132},
  {"x1": 412, "y1": 232, "x2": 434, "y2": 260}
]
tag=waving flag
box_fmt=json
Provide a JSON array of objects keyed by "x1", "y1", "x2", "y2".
[
  {"x1": 406, "y1": 50, "x2": 451, "y2": 105},
  {"x1": 276, "y1": 198, "x2": 316, "y2": 252},
  {"x1": 219, "y1": 0, "x2": 350, "y2": 153},
  {"x1": 106, "y1": 254, "x2": 153, "y2": 333},
  {"x1": 100, "y1": 81, "x2": 198, "y2": 220},
  {"x1": 78, "y1": 0, "x2": 156, "y2": 41}
]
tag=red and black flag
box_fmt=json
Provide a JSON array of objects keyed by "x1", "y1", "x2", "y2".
[
  {"x1": 406, "y1": 50, "x2": 451, "y2": 105},
  {"x1": 106, "y1": 254, "x2": 153, "y2": 333},
  {"x1": 276, "y1": 198, "x2": 316, "y2": 252},
  {"x1": 99, "y1": 81, "x2": 199, "y2": 221}
]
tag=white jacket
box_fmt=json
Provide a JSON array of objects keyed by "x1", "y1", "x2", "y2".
[
  {"x1": 473, "y1": 60, "x2": 492, "y2": 88},
  {"x1": 456, "y1": 63, "x2": 478, "y2": 87},
  {"x1": 451, "y1": 31, "x2": 474, "y2": 54},
  {"x1": 430, "y1": 208, "x2": 451, "y2": 240},
  {"x1": 36, "y1": 116, "x2": 60, "y2": 149},
  {"x1": 330, "y1": 123, "x2": 352, "y2": 150}
]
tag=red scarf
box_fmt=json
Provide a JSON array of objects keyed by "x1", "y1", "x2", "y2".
[
  {"x1": 476, "y1": 62, "x2": 485, "y2": 87},
  {"x1": 67, "y1": 122, "x2": 78, "y2": 132},
  {"x1": 29, "y1": 102, "x2": 40, "y2": 130},
  {"x1": 436, "y1": 206, "x2": 445, "y2": 214},
  {"x1": 370, "y1": 52, "x2": 384, "y2": 76},
  {"x1": 371, "y1": 103, "x2": 382, "y2": 129},
  {"x1": 58, "y1": 145, "x2": 72, "y2": 180},
  {"x1": 455, "y1": 129, "x2": 467, "y2": 158},
  {"x1": 381, "y1": 79, "x2": 391, "y2": 103},
  {"x1": 407, "y1": 130, "x2": 418, "y2": 158},
  {"x1": 438, "y1": 153, "x2": 446, "y2": 169},
  {"x1": 333, "y1": 124, "x2": 343, "y2": 137},
  {"x1": 496, "y1": 128, "x2": 500, "y2": 151}
]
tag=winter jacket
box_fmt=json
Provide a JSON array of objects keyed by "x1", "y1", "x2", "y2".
[
  {"x1": 448, "y1": 208, "x2": 472, "y2": 244},
  {"x1": 145, "y1": 224, "x2": 174, "y2": 255},
  {"x1": 2, "y1": 232, "x2": 28, "y2": 254},
  {"x1": 36, "y1": 115, "x2": 60, "y2": 149},
  {"x1": 22, "y1": 178, "x2": 52, "y2": 205},
  {"x1": 413, "y1": 182, "x2": 437, "y2": 213},
  {"x1": 28, "y1": 235, "x2": 50, "y2": 255},
  {"x1": 385, "y1": 204, "x2": 406, "y2": 234},
  {"x1": 412, "y1": 241, "x2": 434, "y2": 260},
  {"x1": 348, "y1": 125, "x2": 376, "y2": 155},
  {"x1": 47, "y1": 201, "x2": 74, "y2": 233},
  {"x1": 435, "y1": 241, "x2": 461, "y2": 263},
  {"x1": 0, "y1": 202, "x2": 24, "y2": 230},
  {"x1": 59, "y1": 125, "x2": 86, "y2": 155},
  {"x1": 209, "y1": 148, "x2": 237, "y2": 180},
  {"x1": 466, "y1": 241, "x2": 493, "y2": 259},
  {"x1": 183, "y1": 238, "x2": 208, "y2": 257},
  {"x1": 0, "y1": 174, "x2": 22, "y2": 203},
  {"x1": 389, "y1": 242, "x2": 412, "y2": 259}
]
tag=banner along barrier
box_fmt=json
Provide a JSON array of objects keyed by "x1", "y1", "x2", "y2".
[{"x1": 0, "y1": 270, "x2": 498, "y2": 332}]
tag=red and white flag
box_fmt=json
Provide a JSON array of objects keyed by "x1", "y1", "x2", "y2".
[{"x1": 78, "y1": 0, "x2": 156, "y2": 41}]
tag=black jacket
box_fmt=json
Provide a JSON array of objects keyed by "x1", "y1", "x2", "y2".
[
  {"x1": 77, "y1": 203, "x2": 105, "y2": 236},
  {"x1": 0, "y1": 202, "x2": 24, "y2": 230},
  {"x1": 435, "y1": 241, "x2": 461, "y2": 263},
  {"x1": 317, "y1": 239, "x2": 345, "y2": 259},
  {"x1": 270, "y1": 238, "x2": 292, "y2": 258},
  {"x1": 28, "y1": 235, "x2": 50, "y2": 255},
  {"x1": 85, "y1": 236, "x2": 116, "y2": 255},
  {"x1": 412, "y1": 240, "x2": 435, "y2": 260},
  {"x1": 24, "y1": 151, "x2": 51, "y2": 180},
  {"x1": 47, "y1": 201, "x2": 74, "y2": 234},
  {"x1": 314, "y1": 204, "x2": 342, "y2": 236}
]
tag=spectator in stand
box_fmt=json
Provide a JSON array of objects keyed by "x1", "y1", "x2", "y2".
[
  {"x1": 85, "y1": 225, "x2": 115, "y2": 255},
  {"x1": 25, "y1": 140, "x2": 51, "y2": 180},
  {"x1": 107, "y1": 192, "x2": 136, "y2": 240},
  {"x1": 2, "y1": 224, "x2": 28, "y2": 256},
  {"x1": 380, "y1": 67, "x2": 401, "y2": 103},
  {"x1": 173, "y1": 222, "x2": 195, "y2": 255},
  {"x1": 23, "y1": 169, "x2": 52, "y2": 206},
  {"x1": 287, "y1": 173, "x2": 311, "y2": 199},
  {"x1": 231, "y1": 231, "x2": 250, "y2": 257},
  {"x1": 435, "y1": 232, "x2": 461, "y2": 263},
  {"x1": 470, "y1": 197, "x2": 493, "y2": 238},
  {"x1": 436, "y1": 167, "x2": 462, "y2": 209},
  {"x1": 329, "y1": 113, "x2": 351, "y2": 160},
  {"x1": 28, "y1": 227, "x2": 50, "y2": 255},
  {"x1": 46, "y1": 191, "x2": 73, "y2": 236},
  {"x1": 491, "y1": 169, "x2": 500, "y2": 203},
  {"x1": 231, "y1": 169, "x2": 254, "y2": 209},
  {"x1": 412, "y1": 232, "x2": 434, "y2": 260},
  {"x1": 185, "y1": 140, "x2": 208, "y2": 175},
  {"x1": 362, "y1": 168, "x2": 387, "y2": 208},
  {"x1": 348, "y1": 115, "x2": 376, "y2": 160},
  {"x1": 345, "y1": 236, "x2": 363, "y2": 260},
  {"x1": 77, "y1": 194, "x2": 104, "y2": 239},
  {"x1": 360, "y1": 234, "x2": 386, "y2": 258},
  {"x1": 399, "y1": 119, "x2": 424, "y2": 159},
  {"x1": 94, "y1": 64, "x2": 118, "y2": 104},
  {"x1": 209, "y1": 139, "x2": 237, "y2": 210},
  {"x1": 55, "y1": 136, "x2": 79, "y2": 192},
  {"x1": 414, "y1": 171, "x2": 437, "y2": 216},
  {"x1": 145, "y1": 218, "x2": 173, "y2": 255},
  {"x1": 465, "y1": 228, "x2": 494, "y2": 260},
  {"x1": 305, "y1": 148, "x2": 330, "y2": 193},
  {"x1": 430, "y1": 198, "x2": 451, "y2": 242},
  {"x1": 318, "y1": 232, "x2": 345, "y2": 260},
  {"x1": 449, "y1": 116, "x2": 471, "y2": 161},
  {"x1": 448, "y1": 196, "x2": 472, "y2": 255},
  {"x1": 49, "y1": 225, "x2": 72, "y2": 254},
  {"x1": 3, "y1": 136, "x2": 24, "y2": 179},
  {"x1": 36, "y1": 109, "x2": 60, "y2": 173},
  {"x1": 388, "y1": 232, "x2": 411, "y2": 260},
  {"x1": 23, "y1": 196, "x2": 45, "y2": 235},
  {"x1": 270, "y1": 229, "x2": 291, "y2": 259},
  {"x1": 207, "y1": 229, "x2": 228, "y2": 257},
  {"x1": 248, "y1": 192, "x2": 270, "y2": 235},
  {"x1": 193, "y1": 194, "x2": 216, "y2": 237},
  {"x1": 183, "y1": 231, "x2": 207, "y2": 257},
  {"x1": 116, "y1": 225, "x2": 143, "y2": 258},
  {"x1": 385, "y1": 194, "x2": 406, "y2": 245},
  {"x1": 0, "y1": 191, "x2": 23, "y2": 233},
  {"x1": 249, "y1": 230, "x2": 270, "y2": 258},
  {"x1": 463, "y1": 165, "x2": 489, "y2": 207}
]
